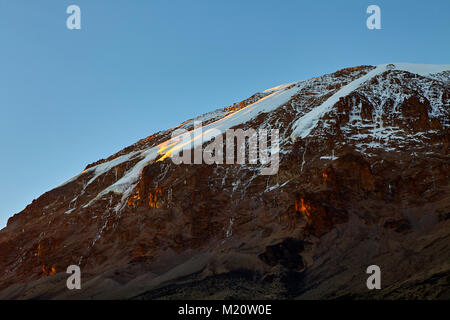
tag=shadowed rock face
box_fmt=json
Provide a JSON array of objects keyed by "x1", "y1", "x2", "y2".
[
  {"x1": 258, "y1": 238, "x2": 305, "y2": 270},
  {"x1": 0, "y1": 64, "x2": 449, "y2": 300}
]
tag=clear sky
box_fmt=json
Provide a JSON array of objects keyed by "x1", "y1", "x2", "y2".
[{"x1": 0, "y1": 0, "x2": 449, "y2": 228}]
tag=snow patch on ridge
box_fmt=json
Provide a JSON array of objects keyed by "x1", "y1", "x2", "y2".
[
  {"x1": 290, "y1": 63, "x2": 450, "y2": 141},
  {"x1": 390, "y1": 63, "x2": 450, "y2": 77},
  {"x1": 79, "y1": 84, "x2": 300, "y2": 208}
]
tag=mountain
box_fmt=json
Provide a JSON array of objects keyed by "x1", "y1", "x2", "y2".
[{"x1": 0, "y1": 63, "x2": 449, "y2": 299}]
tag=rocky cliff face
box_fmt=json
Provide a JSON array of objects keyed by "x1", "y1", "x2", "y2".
[{"x1": 0, "y1": 63, "x2": 449, "y2": 299}]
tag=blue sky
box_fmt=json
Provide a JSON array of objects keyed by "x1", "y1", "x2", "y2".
[{"x1": 0, "y1": 0, "x2": 449, "y2": 228}]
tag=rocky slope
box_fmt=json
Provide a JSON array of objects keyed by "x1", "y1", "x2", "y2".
[{"x1": 0, "y1": 63, "x2": 449, "y2": 299}]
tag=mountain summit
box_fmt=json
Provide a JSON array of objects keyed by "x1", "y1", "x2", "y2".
[{"x1": 1, "y1": 63, "x2": 449, "y2": 299}]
